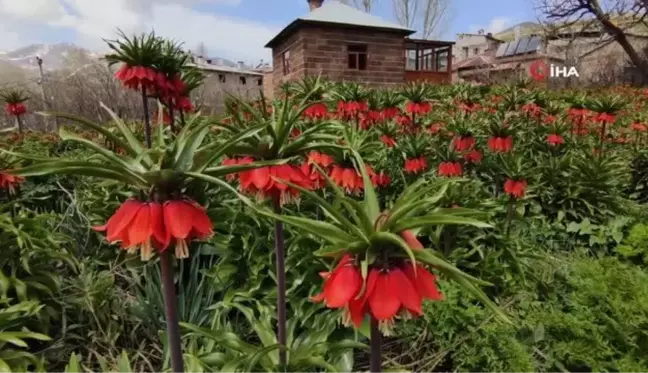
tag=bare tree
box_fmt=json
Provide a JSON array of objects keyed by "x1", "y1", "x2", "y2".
[
  {"x1": 392, "y1": 0, "x2": 452, "y2": 39},
  {"x1": 340, "y1": 0, "x2": 375, "y2": 12},
  {"x1": 534, "y1": 0, "x2": 648, "y2": 71}
]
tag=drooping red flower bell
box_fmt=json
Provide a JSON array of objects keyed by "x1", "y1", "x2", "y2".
[
  {"x1": 451, "y1": 136, "x2": 476, "y2": 152},
  {"x1": 438, "y1": 161, "x2": 463, "y2": 177},
  {"x1": 236, "y1": 158, "x2": 314, "y2": 204},
  {"x1": 404, "y1": 157, "x2": 428, "y2": 174},
  {"x1": 487, "y1": 136, "x2": 513, "y2": 153},
  {"x1": 5, "y1": 103, "x2": 26, "y2": 116},
  {"x1": 0, "y1": 171, "x2": 24, "y2": 195},
  {"x1": 380, "y1": 135, "x2": 397, "y2": 148},
  {"x1": 463, "y1": 149, "x2": 483, "y2": 164},
  {"x1": 311, "y1": 254, "x2": 362, "y2": 308},
  {"x1": 381, "y1": 107, "x2": 400, "y2": 120},
  {"x1": 406, "y1": 102, "x2": 431, "y2": 115},
  {"x1": 93, "y1": 200, "x2": 168, "y2": 261},
  {"x1": 330, "y1": 165, "x2": 363, "y2": 194},
  {"x1": 114, "y1": 64, "x2": 158, "y2": 91},
  {"x1": 174, "y1": 96, "x2": 194, "y2": 113},
  {"x1": 547, "y1": 133, "x2": 564, "y2": 146},
  {"x1": 304, "y1": 103, "x2": 328, "y2": 120},
  {"x1": 163, "y1": 199, "x2": 213, "y2": 259},
  {"x1": 504, "y1": 178, "x2": 527, "y2": 199}
]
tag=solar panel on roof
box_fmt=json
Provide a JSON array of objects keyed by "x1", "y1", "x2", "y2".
[
  {"x1": 524, "y1": 36, "x2": 542, "y2": 53},
  {"x1": 503, "y1": 41, "x2": 517, "y2": 57},
  {"x1": 495, "y1": 43, "x2": 508, "y2": 57},
  {"x1": 513, "y1": 36, "x2": 531, "y2": 55},
  {"x1": 505, "y1": 39, "x2": 522, "y2": 56}
]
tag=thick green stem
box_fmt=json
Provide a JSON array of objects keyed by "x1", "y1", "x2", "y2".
[
  {"x1": 16, "y1": 115, "x2": 22, "y2": 134},
  {"x1": 168, "y1": 99, "x2": 176, "y2": 133},
  {"x1": 505, "y1": 197, "x2": 515, "y2": 238},
  {"x1": 141, "y1": 87, "x2": 151, "y2": 148},
  {"x1": 370, "y1": 317, "x2": 382, "y2": 372},
  {"x1": 160, "y1": 251, "x2": 184, "y2": 372},
  {"x1": 273, "y1": 195, "x2": 287, "y2": 369}
]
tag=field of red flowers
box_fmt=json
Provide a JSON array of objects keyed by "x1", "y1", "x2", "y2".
[{"x1": 2, "y1": 32, "x2": 648, "y2": 373}]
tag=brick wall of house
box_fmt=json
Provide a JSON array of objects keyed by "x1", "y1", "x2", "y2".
[
  {"x1": 272, "y1": 31, "x2": 307, "y2": 95},
  {"x1": 262, "y1": 71, "x2": 274, "y2": 99},
  {"x1": 299, "y1": 24, "x2": 406, "y2": 87}
]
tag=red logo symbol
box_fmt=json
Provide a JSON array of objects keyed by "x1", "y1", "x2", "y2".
[{"x1": 529, "y1": 60, "x2": 549, "y2": 81}]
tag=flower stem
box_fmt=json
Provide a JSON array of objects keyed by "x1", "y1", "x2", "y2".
[
  {"x1": 16, "y1": 115, "x2": 22, "y2": 134},
  {"x1": 168, "y1": 99, "x2": 176, "y2": 133},
  {"x1": 598, "y1": 121, "x2": 606, "y2": 157},
  {"x1": 505, "y1": 196, "x2": 515, "y2": 238},
  {"x1": 141, "y1": 87, "x2": 151, "y2": 148},
  {"x1": 273, "y1": 195, "x2": 287, "y2": 369},
  {"x1": 160, "y1": 250, "x2": 184, "y2": 372},
  {"x1": 370, "y1": 317, "x2": 382, "y2": 373}
]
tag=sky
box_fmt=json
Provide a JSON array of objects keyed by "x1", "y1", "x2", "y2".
[{"x1": 0, "y1": 0, "x2": 537, "y2": 65}]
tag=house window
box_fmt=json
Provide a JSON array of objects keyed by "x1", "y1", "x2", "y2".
[
  {"x1": 257, "y1": 78, "x2": 263, "y2": 86},
  {"x1": 435, "y1": 49, "x2": 449, "y2": 72},
  {"x1": 462, "y1": 47, "x2": 469, "y2": 59},
  {"x1": 418, "y1": 48, "x2": 434, "y2": 70},
  {"x1": 218, "y1": 74, "x2": 226, "y2": 83},
  {"x1": 240, "y1": 76, "x2": 247, "y2": 85},
  {"x1": 282, "y1": 50, "x2": 291, "y2": 75},
  {"x1": 473, "y1": 47, "x2": 480, "y2": 55},
  {"x1": 348, "y1": 44, "x2": 368, "y2": 70}
]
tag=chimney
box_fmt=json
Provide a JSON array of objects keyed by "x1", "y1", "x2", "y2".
[
  {"x1": 237, "y1": 61, "x2": 245, "y2": 69},
  {"x1": 487, "y1": 32, "x2": 492, "y2": 37},
  {"x1": 307, "y1": 0, "x2": 323, "y2": 11}
]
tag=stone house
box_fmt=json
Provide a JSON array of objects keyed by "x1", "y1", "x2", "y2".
[
  {"x1": 190, "y1": 56, "x2": 266, "y2": 112},
  {"x1": 454, "y1": 31, "x2": 503, "y2": 64},
  {"x1": 264, "y1": 0, "x2": 454, "y2": 93}
]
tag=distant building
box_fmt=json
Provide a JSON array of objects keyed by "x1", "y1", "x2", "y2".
[
  {"x1": 453, "y1": 24, "x2": 648, "y2": 85},
  {"x1": 264, "y1": 0, "x2": 455, "y2": 93},
  {"x1": 189, "y1": 56, "x2": 265, "y2": 112},
  {"x1": 454, "y1": 30, "x2": 503, "y2": 64}
]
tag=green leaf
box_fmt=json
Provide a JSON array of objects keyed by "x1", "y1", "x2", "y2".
[
  {"x1": 194, "y1": 123, "x2": 266, "y2": 172},
  {"x1": 38, "y1": 111, "x2": 132, "y2": 155},
  {"x1": 0, "y1": 359, "x2": 11, "y2": 373},
  {"x1": 414, "y1": 249, "x2": 492, "y2": 286},
  {"x1": 9, "y1": 162, "x2": 147, "y2": 187},
  {"x1": 245, "y1": 345, "x2": 280, "y2": 372},
  {"x1": 350, "y1": 149, "x2": 380, "y2": 221},
  {"x1": 392, "y1": 214, "x2": 492, "y2": 232},
  {"x1": 58, "y1": 127, "x2": 146, "y2": 173},
  {"x1": 173, "y1": 117, "x2": 212, "y2": 171},
  {"x1": 65, "y1": 352, "x2": 81, "y2": 373},
  {"x1": 99, "y1": 102, "x2": 152, "y2": 166},
  {"x1": 277, "y1": 178, "x2": 369, "y2": 243}
]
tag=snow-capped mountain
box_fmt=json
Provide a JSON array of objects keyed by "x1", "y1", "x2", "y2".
[{"x1": 0, "y1": 43, "x2": 98, "y2": 71}]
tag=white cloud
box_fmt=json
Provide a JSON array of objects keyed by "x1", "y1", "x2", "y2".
[
  {"x1": 0, "y1": 0, "x2": 276, "y2": 63},
  {"x1": 0, "y1": 0, "x2": 66, "y2": 22},
  {"x1": 470, "y1": 17, "x2": 514, "y2": 35}
]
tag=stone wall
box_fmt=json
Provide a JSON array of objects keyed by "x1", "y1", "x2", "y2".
[{"x1": 271, "y1": 24, "x2": 407, "y2": 89}]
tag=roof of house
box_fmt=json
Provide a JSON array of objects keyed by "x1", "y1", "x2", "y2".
[
  {"x1": 454, "y1": 49, "x2": 564, "y2": 72},
  {"x1": 188, "y1": 62, "x2": 264, "y2": 76},
  {"x1": 453, "y1": 50, "x2": 496, "y2": 70},
  {"x1": 457, "y1": 32, "x2": 504, "y2": 43},
  {"x1": 265, "y1": 1, "x2": 415, "y2": 48}
]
